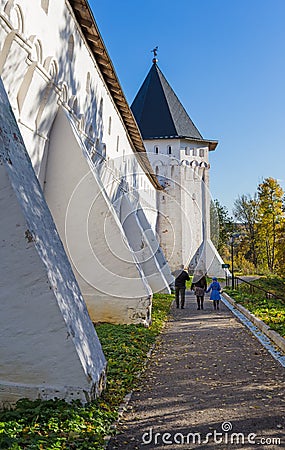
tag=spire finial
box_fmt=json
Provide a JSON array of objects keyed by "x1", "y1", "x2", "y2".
[{"x1": 151, "y1": 46, "x2": 158, "y2": 64}]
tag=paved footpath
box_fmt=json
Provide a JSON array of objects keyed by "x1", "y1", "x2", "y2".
[{"x1": 107, "y1": 292, "x2": 285, "y2": 450}]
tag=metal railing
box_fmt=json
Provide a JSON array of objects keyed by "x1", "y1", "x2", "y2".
[{"x1": 225, "y1": 276, "x2": 285, "y2": 303}]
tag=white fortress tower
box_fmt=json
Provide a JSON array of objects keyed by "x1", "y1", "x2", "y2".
[{"x1": 131, "y1": 57, "x2": 225, "y2": 277}]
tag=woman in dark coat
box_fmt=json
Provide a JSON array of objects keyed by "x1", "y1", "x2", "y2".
[{"x1": 191, "y1": 273, "x2": 207, "y2": 310}]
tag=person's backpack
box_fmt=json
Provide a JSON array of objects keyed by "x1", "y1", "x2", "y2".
[{"x1": 195, "y1": 286, "x2": 205, "y2": 297}]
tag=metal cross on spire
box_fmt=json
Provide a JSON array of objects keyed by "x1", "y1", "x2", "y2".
[
  {"x1": 151, "y1": 46, "x2": 158, "y2": 64},
  {"x1": 151, "y1": 46, "x2": 158, "y2": 57}
]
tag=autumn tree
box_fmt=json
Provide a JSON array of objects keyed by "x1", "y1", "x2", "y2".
[
  {"x1": 233, "y1": 194, "x2": 259, "y2": 269},
  {"x1": 213, "y1": 179, "x2": 285, "y2": 275},
  {"x1": 210, "y1": 199, "x2": 234, "y2": 255},
  {"x1": 257, "y1": 177, "x2": 284, "y2": 272}
]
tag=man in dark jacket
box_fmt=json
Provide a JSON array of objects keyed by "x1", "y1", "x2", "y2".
[{"x1": 174, "y1": 265, "x2": 190, "y2": 309}]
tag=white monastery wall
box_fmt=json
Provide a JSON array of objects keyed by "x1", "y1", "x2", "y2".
[
  {"x1": 0, "y1": 0, "x2": 172, "y2": 324},
  {"x1": 44, "y1": 107, "x2": 153, "y2": 324},
  {"x1": 0, "y1": 79, "x2": 106, "y2": 404}
]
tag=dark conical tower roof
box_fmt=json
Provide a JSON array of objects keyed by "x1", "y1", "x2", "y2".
[{"x1": 131, "y1": 61, "x2": 203, "y2": 140}]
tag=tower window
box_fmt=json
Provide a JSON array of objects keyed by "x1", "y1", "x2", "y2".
[
  {"x1": 167, "y1": 145, "x2": 172, "y2": 155},
  {"x1": 199, "y1": 149, "x2": 205, "y2": 157},
  {"x1": 108, "y1": 116, "x2": 112, "y2": 135},
  {"x1": 154, "y1": 146, "x2": 159, "y2": 154}
]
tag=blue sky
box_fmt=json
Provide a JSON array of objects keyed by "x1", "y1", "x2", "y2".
[{"x1": 89, "y1": 0, "x2": 285, "y2": 214}]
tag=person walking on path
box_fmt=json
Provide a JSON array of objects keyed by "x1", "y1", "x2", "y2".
[
  {"x1": 174, "y1": 265, "x2": 190, "y2": 309},
  {"x1": 191, "y1": 272, "x2": 207, "y2": 310},
  {"x1": 107, "y1": 289, "x2": 285, "y2": 450},
  {"x1": 206, "y1": 276, "x2": 222, "y2": 310}
]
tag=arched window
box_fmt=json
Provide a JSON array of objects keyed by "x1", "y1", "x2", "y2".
[
  {"x1": 29, "y1": 37, "x2": 43, "y2": 63},
  {"x1": 44, "y1": 57, "x2": 58, "y2": 81},
  {"x1": 99, "y1": 97, "x2": 103, "y2": 116},
  {"x1": 4, "y1": 0, "x2": 13, "y2": 15},
  {"x1": 154, "y1": 146, "x2": 159, "y2": 154},
  {"x1": 5, "y1": 2, "x2": 24, "y2": 33},
  {"x1": 108, "y1": 116, "x2": 112, "y2": 135},
  {"x1": 88, "y1": 124, "x2": 94, "y2": 138},
  {"x1": 68, "y1": 35, "x2": 74, "y2": 60},
  {"x1": 68, "y1": 96, "x2": 79, "y2": 115},
  {"x1": 79, "y1": 115, "x2": 85, "y2": 131},
  {"x1": 86, "y1": 72, "x2": 91, "y2": 94},
  {"x1": 61, "y1": 84, "x2": 68, "y2": 103},
  {"x1": 167, "y1": 145, "x2": 172, "y2": 155},
  {"x1": 116, "y1": 135, "x2": 119, "y2": 152},
  {"x1": 41, "y1": 0, "x2": 49, "y2": 13}
]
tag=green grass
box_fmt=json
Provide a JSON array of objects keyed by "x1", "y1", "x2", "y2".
[
  {"x1": 0, "y1": 293, "x2": 174, "y2": 449},
  {"x1": 246, "y1": 277, "x2": 285, "y2": 300},
  {"x1": 224, "y1": 277, "x2": 285, "y2": 338}
]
